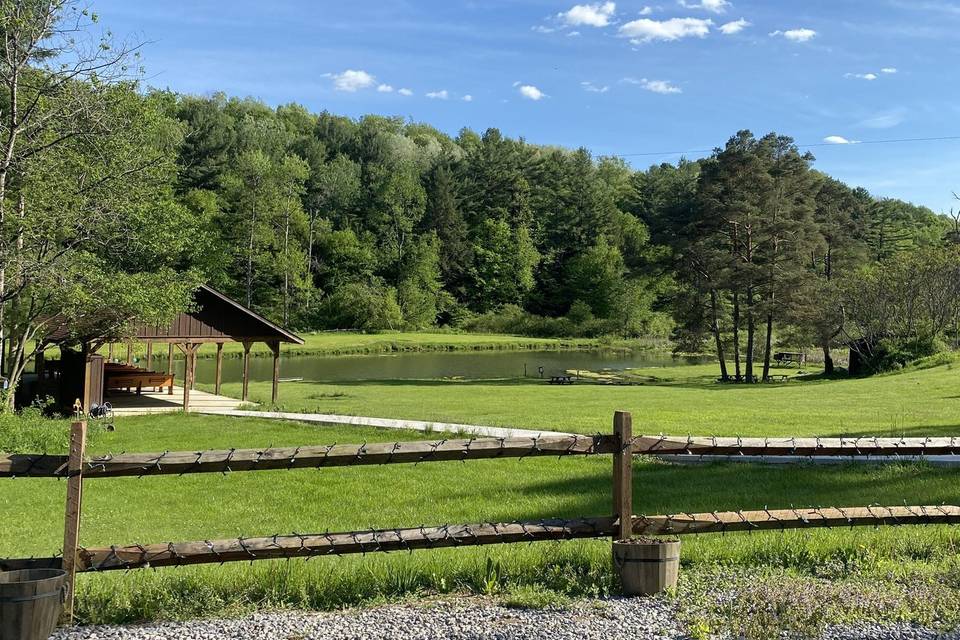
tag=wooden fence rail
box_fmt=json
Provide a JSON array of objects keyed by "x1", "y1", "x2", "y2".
[
  {"x1": 5, "y1": 506, "x2": 960, "y2": 574},
  {"x1": 4, "y1": 435, "x2": 960, "y2": 479},
  {"x1": 2, "y1": 412, "x2": 958, "y2": 618}
]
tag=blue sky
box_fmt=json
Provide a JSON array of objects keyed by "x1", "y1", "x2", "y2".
[{"x1": 95, "y1": 1, "x2": 960, "y2": 212}]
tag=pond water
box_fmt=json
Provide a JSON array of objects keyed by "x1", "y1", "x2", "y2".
[{"x1": 179, "y1": 350, "x2": 711, "y2": 385}]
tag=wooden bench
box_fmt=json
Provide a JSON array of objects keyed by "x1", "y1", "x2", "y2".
[
  {"x1": 773, "y1": 352, "x2": 806, "y2": 366},
  {"x1": 548, "y1": 375, "x2": 575, "y2": 385},
  {"x1": 106, "y1": 371, "x2": 175, "y2": 395}
]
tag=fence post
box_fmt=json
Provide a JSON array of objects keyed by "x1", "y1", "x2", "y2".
[
  {"x1": 612, "y1": 411, "x2": 633, "y2": 541},
  {"x1": 62, "y1": 420, "x2": 87, "y2": 625}
]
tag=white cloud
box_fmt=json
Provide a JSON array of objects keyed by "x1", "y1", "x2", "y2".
[
  {"x1": 532, "y1": 25, "x2": 556, "y2": 33},
  {"x1": 326, "y1": 69, "x2": 376, "y2": 92},
  {"x1": 377, "y1": 84, "x2": 394, "y2": 93},
  {"x1": 719, "y1": 18, "x2": 750, "y2": 34},
  {"x1": 581, "y1": 81, "x2": 610, "y2": 93},
  {"x1": 568, "y1": 30, "x2": 581, "y2": 36},
  {"x1": 846, "y1": 72, "x2": 878, "y2": 81},
  {"x1": 559, "y1": 2, "x2": 616, "y2": 27},
  {"x1": 518, "y1": 84, "x2": 546, "y2": 100},
  {"x1": 881, "y1": 67, "x2": 898, "y2": 74},
  {"x1": 639, "y1": 6, "x2": 653, "y2": 15},
  {"x1": 426, "y1": 90, "x2": 449, "y2": 99},
  {"x1": 823, "y1": 135, "x2": 859, "y2": 145},
  {"x1": 771, "y1": 28, "x2": 817, "y2": 42},
  {"x1": 624, "y1": 77, "x2": 683, "y2": 94},
  {"x1": 398, "y1": 88, "x2": 413, "y2": 96},
  {"x1": 679, "y1": 0, "x2": 730, "y2": 13},
  {"x1": 462, "y1": 94, "x2": 474, "y2": 102},
  {"x1": 619, "y1": 17, "x2": 712, "y2": 43}
]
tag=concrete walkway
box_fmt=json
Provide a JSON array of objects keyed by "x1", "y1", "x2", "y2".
[
  {"x1": 109, "y1": 387, "x2": 246, "y2": 416},
  {"x1": 198, "y1": 408, "x2": 567, "y2": 439}
]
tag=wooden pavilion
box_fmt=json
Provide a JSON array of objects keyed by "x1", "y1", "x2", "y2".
[{"x1": 45, "y1": 285, "x2": 303, "y2": 413}]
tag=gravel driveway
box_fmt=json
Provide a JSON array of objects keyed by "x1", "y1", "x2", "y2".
[{"x1": 50, "y1": 598, "x2": 959, "y2": 640}]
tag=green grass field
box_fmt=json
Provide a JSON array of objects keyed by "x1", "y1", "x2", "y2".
[
  {"x1": 226, "y1": 358, "x2": 960, "y2": 437},
  {"x1": 2, "y1": 358, "x2": 960, "y2": 636}
]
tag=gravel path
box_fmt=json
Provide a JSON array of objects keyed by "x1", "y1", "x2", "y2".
[
  {"x1": 50, "y1": 598, "x2": 960, "y2": 640},
  {"x1": 52, "y1": 598, "x2": 684, "y2": 640}
]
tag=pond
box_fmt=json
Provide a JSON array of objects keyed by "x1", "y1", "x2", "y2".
[{"x1": 180, "y1": 350, "x2": 712, "y2": 385}]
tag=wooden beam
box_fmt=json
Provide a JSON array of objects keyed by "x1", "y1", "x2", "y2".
[
  {"x1": 190, "y1": 344, "x2": 198, "y2": 390},
  {"x1": 630, "y1": 435, "x2": 960, "y2": 457},
  {"x1": 612, "y1": 411, "x2": 633, "y2": 541},
  {"x1": 146, "y1": 342, "x2": 153, "y2": 371},
  {"x1": 241, "y1": 341, "x2": 252, "y2": 402},
  {"x1": 125, "y1": 341, "x2": 133, "y2": 365},
  {"x1": 62, "y1": 504, "x2": 960, "y2": 573},
  {"x1": 107, "y1": 343, "x2": 114, "y2": 362},
  {"x1": 270, "y1": 340, "x2": 280, "y2": 404},
  {"x1": 167, "y1": 344, "x2": 174, "y2": 394},
  {"x1": 628, "y1": 505, "x2": 960, "y2": 536},
  {"x1": 215, "y1": 343, "x2": 224, "y2": 395},
  {"x1": 0, "y1": 435, "x2": 612, "y2": 478},
  {"x1": 76, "y1": 517, "x2": 617, "y2": 571},
  {"x1": 61, "y1": 421, "x2": 87, "y2": 624},
  {"x1": 181, "y1": 344, "x2": 198, "y2": 412}
]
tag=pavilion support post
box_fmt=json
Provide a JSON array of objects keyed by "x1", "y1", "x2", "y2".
[
  {"x1": 214, "y1": 343, "x2": 224, "y2": 395},
  {"x1": 146, "y1": 342, "x2": 153, "y2": 371},
  {"x1": 167, "y1": 344, "x2": 174, "y2": 395},
  {"x1": 35, "y1": 347, "x2": 45, "y2": 396},
  {"x1": 126, "y1": 341, "x2": 133, "y2": 365},
  {"x1": 270, "y1": 340, "x2": 281, "y2": 405},
  {"x1": 179, "y1": 343, "x2": 198, "y2": 412},
  {"x1": 107, "y1": 343, "x2": 114, "y2": 362},
  {"x1": 190, "y1": 346, "x2": 198, "y2": 391},
  {"x1": 241, "y1": 341, "x2": 252, "y2": 402}
]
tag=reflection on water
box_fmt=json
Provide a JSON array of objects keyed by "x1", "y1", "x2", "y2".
[{"x1": 173, "y1": 350, "x2": 711, "y2": 386}]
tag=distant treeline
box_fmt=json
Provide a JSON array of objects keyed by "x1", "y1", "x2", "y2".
[{"x1": 168, "y1": 96, "x2": 953, "y2": 348}]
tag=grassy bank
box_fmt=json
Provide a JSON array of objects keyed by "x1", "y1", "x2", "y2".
[{"x1": 3, "y1": 362, "x2": 960, "y2": 636}]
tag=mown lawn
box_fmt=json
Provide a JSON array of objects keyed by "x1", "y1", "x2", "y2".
[
  {"x1": 2, "y1": 361, "x2": 959, "y2": 636},
  {"x1": 227, "y1": 359, "x2": 960, "y2": 437}
]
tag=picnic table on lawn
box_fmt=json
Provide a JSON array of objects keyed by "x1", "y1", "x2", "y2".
[
  {"x1": 773, "y1": 351, "x2": 806, "y2": 366},
  {"x1": 548, "y1": 375, "x2": 575, "y2": 385}
]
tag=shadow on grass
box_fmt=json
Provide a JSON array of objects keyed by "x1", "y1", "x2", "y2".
[{"x1": 515, "y1": 461, "x2": 959, "y2": 521}]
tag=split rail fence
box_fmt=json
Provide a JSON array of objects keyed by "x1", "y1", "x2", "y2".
[{"x1": 2, "y1": 411, "x2": 960, "y2": 621}]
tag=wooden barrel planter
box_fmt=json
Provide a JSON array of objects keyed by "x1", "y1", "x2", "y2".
[
  {"x1": 612, "y1": 538, "x2": 680, "y2": 596},
  {"x1": 0, "y1": 569, "x2": 68, "y2": 640}
]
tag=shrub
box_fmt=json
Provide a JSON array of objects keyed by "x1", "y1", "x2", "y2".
[{"x1": 314, "y1": 282, "x2": 403, "y2": 332}]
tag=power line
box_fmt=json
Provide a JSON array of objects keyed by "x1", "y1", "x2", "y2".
[{"x1": 613, "y1": 135, "x2": 960, "y2": 158}]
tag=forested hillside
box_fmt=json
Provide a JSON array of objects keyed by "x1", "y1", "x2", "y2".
[{"x1": 167, "y1": 95, "x2": 952, "y2": 345}]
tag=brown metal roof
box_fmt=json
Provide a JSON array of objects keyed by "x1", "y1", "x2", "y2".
[
  {"x1": 135, "y1": 285, "x2": 304, "y2": 344},
  {"x1": 45, "y1": 285, "x2": 304, "y2": 346}
]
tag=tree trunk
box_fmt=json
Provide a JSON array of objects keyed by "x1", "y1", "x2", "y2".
[
  {"x1": 246, "y1": 197, "x2": 258, "y2": 308},
  {"x1": 709, "y1": 289, "x2": 729, "y2": 381},
  {"x1": 822, "y1": 344, "x2": 834, "y2": 374},
  {"x1": 732, "y1": 291, "x2": 742, "y2": 381},
  {"x1": 305, "y1": 208, "x2": 316, "y2": 309},
  {"x1": 745, "y1": 287, "x2": 755, "y2": 383},
  {"x1": 762, "y1": 311, "x2": 774, "y2": 381},
  {"x1": 282, "y1": 207, "x2": 290, "y2": 326}
]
